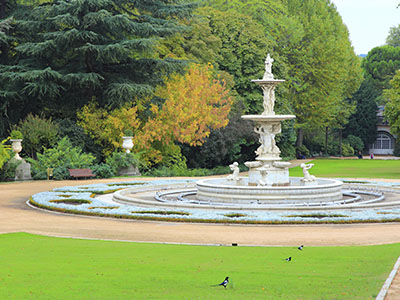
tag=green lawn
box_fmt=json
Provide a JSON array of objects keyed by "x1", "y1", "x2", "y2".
[
  {"x1": 289, "y1": 158, "x2": 400, "y2": 179},
  {"x1": 0, "y1": 233, "x2": 398, "y2": 299}
]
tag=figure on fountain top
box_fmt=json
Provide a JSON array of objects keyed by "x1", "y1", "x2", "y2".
[{"x1": 263, "y1": 54, "x2": 274, "y2": 80}]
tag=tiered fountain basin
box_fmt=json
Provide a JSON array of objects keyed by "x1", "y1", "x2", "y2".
[
  {"x1": 241, "y1": 114, "x2": 296, "y2": 122},
  {"x1": 196, "y1": 177, "x2": 343, "y2": 204}
]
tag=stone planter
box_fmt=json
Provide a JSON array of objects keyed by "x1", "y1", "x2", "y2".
[
  {"x1": 122, "y1": 136, "x2": 133, "y2": 153},
  {"x1": 9, "y1": 139, "x2": 32, "y2": 180},
  {"x1": 10, "y1": 139, "x2": 23, "y2": 160}
]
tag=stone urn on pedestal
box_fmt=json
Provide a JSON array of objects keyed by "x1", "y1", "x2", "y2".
[
  {"x1": 10, "y1": 138, "x2": 23, "y2": 160},
  {"x1": 119, "y1": 130, "x2": 140, "y2": 176},
  {"x1": 122, "y1": 136, "x2": 134, "y2": 153},
  {"x1": 9, "y1": 130, "x2": 32, "y2": 180},
  {"x1": 122, "y1": 129, "x2": 134, "y2": 153}
]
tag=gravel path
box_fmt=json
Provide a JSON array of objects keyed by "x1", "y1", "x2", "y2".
[{"x1": 1, "y1": 177, "x2": 400, "y2": 299}]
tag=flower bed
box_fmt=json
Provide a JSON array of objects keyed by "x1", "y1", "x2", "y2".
[{"x1": 28, "y1": 179, "x2": 400, "y2": 224}]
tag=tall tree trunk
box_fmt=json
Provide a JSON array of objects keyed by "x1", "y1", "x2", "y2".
[
  {"x1": 296, "y1": 128, "x2": 304, "y2": 147},
  {"x1": 339, "y1": 128, "x2": 343, "y2": 156},
  {"x1": 325, "y1": 127, "x2": 328, "y2": 156}
]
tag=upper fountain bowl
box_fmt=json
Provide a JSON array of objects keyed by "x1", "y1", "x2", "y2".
[{"x1": 242, "y1": 115, "x2": 296, "y2": 122}]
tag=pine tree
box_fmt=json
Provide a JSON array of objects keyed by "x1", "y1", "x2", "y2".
[{"x1": 0, "y1": 0, "x2": 194, "y2": 136}]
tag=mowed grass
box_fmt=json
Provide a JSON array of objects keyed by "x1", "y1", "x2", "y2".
[
  {"x1": 0, "y1": 233, "x2": 399, "y2": 299},
  {"x1": 289, "y1": 158, "x2": 400, "y2": 179}
]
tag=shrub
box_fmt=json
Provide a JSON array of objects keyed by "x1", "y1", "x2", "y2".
[
  {"x1": 91, "y1": 163, "x2": 115, "y2": 178},
  {"x1": 394, "y1": 140, "x2": 400, "y2": 157},
  {"x1": 105, "y1": 151, "x2": 143, "y2": 174},
  {"x1": 52, "y1": 167, "x2": 70, "y2": 180},
  {"x1": 344, "y1": 135, "x2": 364, "y2": 153},
  {"x1": 341, "y1": 143, "x2": 354, "y2": 157},
  {"x1": 10, "y1": 130, "x2": 23, "y2": 140},
  {"x1": 0, "y1": 138, "x2": 11, "y2": 169},
  {"x1": 0, "y1": 158, "x2": 22, "y2": 181},
  {"x1": 28, "y1": 137, "x2": 96, "y2": 180},
  {"x1": 15, "y1": 114, "x2": 59, "y2": 158}
]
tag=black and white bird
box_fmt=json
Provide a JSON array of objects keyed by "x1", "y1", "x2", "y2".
[
  {"x1": 298, "y1": 245, "x2": 304, "y2": 251},
  {"x1": 285, "y1": 257, "x2": 292, "y2": 262},
  {"x1": 211, "y1": 277, "x2": 229, "y2": 288}
]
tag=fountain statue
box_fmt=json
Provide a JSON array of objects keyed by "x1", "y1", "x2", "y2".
[
  {"x1": 227, "y1": 162, "x2": 240, "y2": 181},
  {"x1": 300, "y1": 163, "x2": 316, "y2": 182}
]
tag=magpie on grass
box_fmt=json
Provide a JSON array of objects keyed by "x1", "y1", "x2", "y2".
[
  {"x1": 211, "y1": 277, "x2": 229, "y2": 288},
  {"x1": 298, "y1": 245, "x2": 304, "y2": 251},
  {"x1": 285, "y1": 257, "x2": 292, "y2": 262}
]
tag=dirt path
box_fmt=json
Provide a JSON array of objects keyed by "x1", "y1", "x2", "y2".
[{"x1": 1, "y1": 177, "x2": 400, "y2": 299}]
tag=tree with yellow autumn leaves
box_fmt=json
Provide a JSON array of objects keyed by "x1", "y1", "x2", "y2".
[{"x1": 78, "y1": 64, "x2": 232, "y2": 166}]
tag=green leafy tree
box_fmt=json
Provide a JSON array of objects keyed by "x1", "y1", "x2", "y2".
[
  {"x1": 0, "y1": 0, "x2": 194, "y2": 136},
  {"x1": 194, "y1": 7, "x2": 274, "y2": 114},
  {"x1": 280, "y1": 0, "x2": 362, "y2": 145},
  {"x1": 14, "y1": 113, "x2": 59, "y2": 159},
  {"x1": 156, "y1": 13, "x2": 222, "y2": 67},
  {"x1": 386, "y1": 24, "x2": 400, "y2": 47},
  {"x1": 383, "y1": 70, "x2": 400, "y2": 137}
]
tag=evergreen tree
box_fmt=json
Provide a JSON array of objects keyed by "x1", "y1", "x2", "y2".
[
  {"x1": 362, "y1": 45, "x2": 400, "y2": 102},
  {"x1": 344, "y1": 78, "x2": 378, "y2": 150},
  {"x1": 0, "y1": 0, "x2": 194, "y2": 136}
]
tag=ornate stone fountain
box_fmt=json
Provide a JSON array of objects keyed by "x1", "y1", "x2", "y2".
[{"x1": 242, "y1": 54, "x2": 295, "y2": 186}]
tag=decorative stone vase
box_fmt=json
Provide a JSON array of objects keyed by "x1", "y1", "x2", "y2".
[
  {"x1": 122, "y1": 136, "x2": 133, "y2": 153},
  {"x1": 10, "y1": 139, "x2": 23, "y2": 160}
]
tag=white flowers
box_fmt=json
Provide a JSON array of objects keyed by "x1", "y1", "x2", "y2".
[{"x1": 30, "y1": 179, "x2": 400, "y2": 223}]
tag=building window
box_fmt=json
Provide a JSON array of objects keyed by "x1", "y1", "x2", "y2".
[{"x1": 371, "y1": 133, "x2": 393, "y2": 150}]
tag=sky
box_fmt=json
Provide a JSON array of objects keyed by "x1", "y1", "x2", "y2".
[{"x1": 331, "y1": 0, "x2": 400, "y2": 55}]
